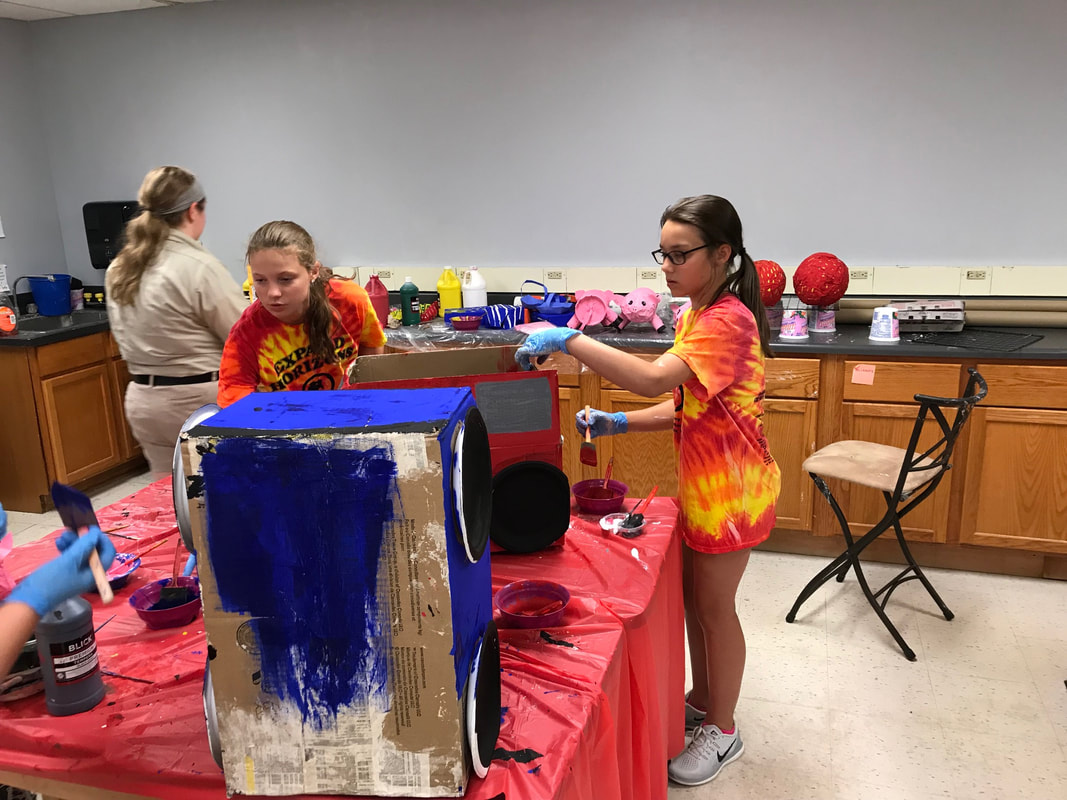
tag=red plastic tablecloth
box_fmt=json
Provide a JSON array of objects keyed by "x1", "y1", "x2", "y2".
[{"x1": 0, "y1": 480, "x2": 683, "y2": 800}]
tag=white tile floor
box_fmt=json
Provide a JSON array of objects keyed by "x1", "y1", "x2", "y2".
[
  {"x1": 671, "y1": 549, "x2": 1067, "y2": 800},
  {"x1": 6, "y1": 470, "x2": 1066, "y2": 800}
]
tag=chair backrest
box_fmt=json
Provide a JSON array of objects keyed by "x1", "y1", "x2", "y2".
[{"x1": 893, "y1": 368, "x2": 988, "y2": 506}]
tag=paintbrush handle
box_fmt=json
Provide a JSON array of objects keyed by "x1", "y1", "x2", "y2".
[
  {"x1": 88, "y1": 548, "x2": 114, "y2": 604},
  {"x1": 137, "y1": 538, "x2": 169, "y2": 557},
  {"x1": 584, "y1": 405, "x2": 592, "y2": 444},
  {"x1": 635, "y1": 484, "x2": 659, "y2": 515}
]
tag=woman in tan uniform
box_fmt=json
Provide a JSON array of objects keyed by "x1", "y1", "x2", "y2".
[{"x1": 106, "y1": 166, "x2": 245, "y2": 474}]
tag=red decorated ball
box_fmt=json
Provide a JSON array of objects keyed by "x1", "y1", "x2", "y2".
[
  {"x1": 754, "y1": 260, "x2": 786, "y2": 307},
  {"x1": 793, "y1": 252, "x2": 849, "y2": 306}
]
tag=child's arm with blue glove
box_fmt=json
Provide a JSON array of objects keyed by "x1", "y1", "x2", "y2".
[
  {"x1": 1, "y1": 503, "x2": 116, "y2": 678},
  {"x1": 516, "y1": 326, "x2": 694, "y2": 398}
]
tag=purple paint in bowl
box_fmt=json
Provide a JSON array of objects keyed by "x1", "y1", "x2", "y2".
[
  {"x1": 572, "y1": 478, "x2": 628, "y2": 514},
  {"x1": 494, "y1": 580, "x2": 570, "y2": 629},
  {"x1": 129, "y1": 577, "x2": 201, "y2": 629}
]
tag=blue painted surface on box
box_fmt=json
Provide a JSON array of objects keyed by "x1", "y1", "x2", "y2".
[{"x1": 197, "y1": 387, "x2": 492, "y2": 730}]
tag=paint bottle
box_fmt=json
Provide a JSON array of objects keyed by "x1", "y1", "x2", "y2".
[
  {"x1": 242, "y1": 264, "x2": 254, "y2": 303},
  {"x1": 436, "y1": 267, "x2": 462, "y2": 317},
  {"x1": 461, "y1": 266, "x2": 488, "y2": 308},
  {"x1": 0, "y1": 290, "x2": 17, "y2": 335},
  {"x1": 35, "y1": 596, "x2": 105, "y2": 716},
  {"x1": 364, "y1": 272, "x2": 390, "y2": 327},
  {"x1": 400, "y1": 276, "x2": 421, "y2": 326}
]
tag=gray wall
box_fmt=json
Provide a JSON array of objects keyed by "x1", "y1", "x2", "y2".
[
  {"x1": 24, "y1": 0, "x2": 1067, "y2": 283},
  {"x1": 0, "y1": 20, "x2": 65, "y2": 287}
]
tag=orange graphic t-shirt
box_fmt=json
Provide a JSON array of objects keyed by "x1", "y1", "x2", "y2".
[
  {"x1": 217, "y1": 279, "x2": 387, "y2": 407},
  {"x1": 667, "y1": 294, "x2": 781, "y2": 554}
]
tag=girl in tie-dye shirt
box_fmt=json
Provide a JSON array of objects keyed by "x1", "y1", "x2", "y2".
[
  {"x1": 218, "y1": 221, "x2": 386, "y2": 407},
  {"x1": 514, "y1": 195, "x2": 779, "y2": 786}
]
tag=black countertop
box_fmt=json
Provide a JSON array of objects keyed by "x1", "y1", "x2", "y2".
[
  {"x1": 4, "y1": 311, "x2": 1065, "y2": 361},
  {"x1": 387, "y1": 321, "x2": 1067, "y2": 361},
  {"x1": 0, "y1": 310, "x2": 111, "y2": 347}
]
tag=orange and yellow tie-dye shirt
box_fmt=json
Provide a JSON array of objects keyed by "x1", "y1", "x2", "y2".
[
  {"x1": 667, "y1": 294, "x2": 781, "y2": 554},
  {"x1": 217, "y1": 279, "x2": 387, "y2": 408}
]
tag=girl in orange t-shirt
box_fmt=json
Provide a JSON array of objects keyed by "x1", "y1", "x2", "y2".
[
  {"x1": 218, "y1": 221, "x2": 386, "y2": 407},
  {"x1": 515, "y1": 195, "x2": 780, "y2": 787}
]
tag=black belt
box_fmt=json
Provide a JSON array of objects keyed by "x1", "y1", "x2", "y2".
[{"x1": 130, "y1": 371, "x2": 219, "y2": 387}]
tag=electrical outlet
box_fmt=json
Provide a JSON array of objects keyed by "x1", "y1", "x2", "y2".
[
  {"x1": 965, "y1": 269, "x2": 988, "y2": 280},
  {"x1": 546, "y1": 270, "x2": 564, "y2": 281},
  {"x1": 639, "y1": 270, "x2": 659, "y2": 280},
  {"x1": 849, "y1": 270, "x2": 870, "y2": 280},
  {"x1": 377, "y1": 269, "x2": 393, "y2": 280}
]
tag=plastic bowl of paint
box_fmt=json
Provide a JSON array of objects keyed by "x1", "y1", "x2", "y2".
[
  {"x1": 494, "y1": 579, "x2": 570, "y2": 629},
  {"x1": 104, "y1": 553, "x2": 141, "y2": 590},
  {"x1": 129, "y1": 577, "x2": 201, "y2": 629},
  {"x1": 450, "y1": 315, "x2": 483, "y2": 331},
  {"x1": 571, "y1": 479, "x2": 628, "y2": 514}
]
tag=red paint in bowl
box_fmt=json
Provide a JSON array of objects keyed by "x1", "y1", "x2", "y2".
[
  {"x1": 450, "y1": 315, "x2": 483, "y2": 331},
  {"x1": 572, "y1": 478, "x2": 628, "y2": 514},
  {"x1": 129, "y1": 577, "x2": 201, "y2": 629},
  {"x1": 494, "y1": 580, "x2": 570, "y2": 629}
]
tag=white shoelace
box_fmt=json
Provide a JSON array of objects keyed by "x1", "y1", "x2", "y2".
[{"x1": 685, "y1": 725, "x2": 730, "y2": 762}]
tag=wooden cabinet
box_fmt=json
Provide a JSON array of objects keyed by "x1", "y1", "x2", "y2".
[
  {"x1": 764, "y1": 398, "x2": 818, "y2": 530},
  {"x1": 961, "y1": 408, "x2": 1067, "y2": 553},
  {"x1": 598, "y1": 389, "x2": 677, "y2": 500},
  {"x1": 558, "y1": 385, "x2": 583, "y2": 483},
  {"x1": 107, "y1": 355, "x2": 142, "y2": 461},
  {"x1": 0, "y1": 332, "x2": 145, "y2": 512},
  {"x1": 959, "y1": 363, "x2": 1067, "y2": 554},
  {"x1": 40, "y1": 364, "x2": 122, "y2": 483}
]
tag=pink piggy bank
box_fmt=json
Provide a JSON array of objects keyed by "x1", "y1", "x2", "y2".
[
  {"x1": 568, "y1": 289, "x2": 620, "y2": 330},
  {"x1": 616, "y1": 288, "x2": 664, "y2": 331}
]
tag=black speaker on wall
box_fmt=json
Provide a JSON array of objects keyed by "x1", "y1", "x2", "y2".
[{"x1": 83, "y1": 201, "x2": 138, "y2": 269}]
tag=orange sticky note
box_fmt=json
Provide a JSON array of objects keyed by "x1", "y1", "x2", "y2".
[{"x1": 851, "y1": 364, "x2": 876, "y2": 385}]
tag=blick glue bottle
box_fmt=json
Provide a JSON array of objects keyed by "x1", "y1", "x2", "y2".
[{"x1": 399, "y1": 276, "x2": 421, "y2": 326}]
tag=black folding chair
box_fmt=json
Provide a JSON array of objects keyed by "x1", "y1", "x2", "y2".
[{"x1": 786, "y1": 368, "x2": 988, "y2": 660}]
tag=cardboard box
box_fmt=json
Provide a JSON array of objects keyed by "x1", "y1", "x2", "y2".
[
  {"x1": 350, "y1": 345, "x2": 562, "y2": 473},
  {"x1": 182, "y1": 388, "x2": 496, "y2": 797}
]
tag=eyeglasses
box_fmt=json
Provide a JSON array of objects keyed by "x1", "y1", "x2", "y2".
[{"x1": 651, "y1": 244, "x2": 709, "y2": 266}]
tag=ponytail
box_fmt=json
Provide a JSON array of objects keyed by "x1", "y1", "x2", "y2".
[
  {"x1": 109, "y1": 165, "x2": 203, "y2": 306},
  {"x1": 731, "y1": 251, "x2": 773, "y2": 358},
  {"x1": 305, "y1": 267, "x2": 340, "y2": 364},
  {"x1": 108, "y1": 210, "x2": 173, "y2": 305}
]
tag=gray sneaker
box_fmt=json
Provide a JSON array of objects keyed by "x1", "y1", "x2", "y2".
[{"x1": 668, "y1": 724, "x2": 744, "y2": 786}]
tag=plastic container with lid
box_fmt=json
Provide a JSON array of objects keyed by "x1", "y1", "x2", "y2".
[
  {"x1": 461, "y1": 266, "x2": 488, "y2": 308},
  {"x1": 436, "y1": 267, "x2": 462, "y2": 317},
  {"x1": 0, "y1": 290, "x2": 17, "y2": 335},
  {"x1": 399, "y1": 276, "x2": 421, "y2": 326},
  {"x1": 364, "y1": 272, "x2": 390, "y2": 327}
]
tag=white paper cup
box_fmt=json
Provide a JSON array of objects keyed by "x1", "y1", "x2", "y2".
[{"x1": 869, "y1": 306, "x2": 900, "y2": 342}]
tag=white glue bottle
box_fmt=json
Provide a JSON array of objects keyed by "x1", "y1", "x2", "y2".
[{"x1": 461, "y1": 266, "x2": 488, "y2": 308}]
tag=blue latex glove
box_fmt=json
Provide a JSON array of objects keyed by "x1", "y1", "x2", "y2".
[
  {"x1": 5, "y1": 527, "x2": 117, "y2": 616},
  {"x1": 515, "y1": 328, "x2": 581, "y2": 370},
  {"x1": 576, "y1": 408, "x2": 628, "y2": 439}
]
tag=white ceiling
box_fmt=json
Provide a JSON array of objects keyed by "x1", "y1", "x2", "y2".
[{"x1": 0, "y1": 0, "x2": 216, "y2": 21}]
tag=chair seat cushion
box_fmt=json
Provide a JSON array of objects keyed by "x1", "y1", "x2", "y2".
[{"x1": 802, "y1": 440, "x2": 941, "y2": 494}]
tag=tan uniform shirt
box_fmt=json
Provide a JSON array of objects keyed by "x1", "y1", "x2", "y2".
[{"x1": 106, "y1": 230, "x2": 245, "y2": 376}]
